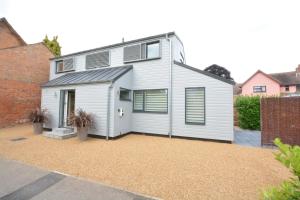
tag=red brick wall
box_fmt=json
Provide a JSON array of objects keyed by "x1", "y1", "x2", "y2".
[
  {"x1": 0, "y1": 43, "x2": 53, "y2": 127},
  {"x1": 0, "y1": 20, "x2": 25, "y2": 49},
  {"x1": 261, "y1": 97, "x2": 300, "y2": 145}
]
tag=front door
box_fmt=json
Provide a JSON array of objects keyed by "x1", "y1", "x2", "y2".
[{"x1": 59, "y1": 90, "x2": 75, "y2": 127}]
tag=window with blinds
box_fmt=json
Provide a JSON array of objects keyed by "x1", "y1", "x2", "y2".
[
  {"x1": 133, "y1": 89, "x2": 168, "y2": 113},
  {"x1": 123, "y1": 41, "x2": 160, "y2": 63},
  {"x1": 185, "y1": 87, "x2": 205, "y2": 124},
  {"x1": 56, "y1": 58, "x2": 74, "y2": 73},
  {"x1": 86, "y1": 51, "x2": 110, "y2": 69}
]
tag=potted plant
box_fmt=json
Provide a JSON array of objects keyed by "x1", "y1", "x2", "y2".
[
  {"x1": 29, "y1": 108, "x2": 48, "y2": 134},
  {"x1": 70, "y1": 109, "x2": 93, "y2": 141}
]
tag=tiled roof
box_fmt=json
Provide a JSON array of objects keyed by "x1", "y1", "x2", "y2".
[{"x1": 269, "y1": 71, "x2": 300, "y2": 85}]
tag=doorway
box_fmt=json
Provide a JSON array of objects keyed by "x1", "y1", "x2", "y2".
[{"x1": 59, "y1": 90, "x2": 75, "y2": 127}]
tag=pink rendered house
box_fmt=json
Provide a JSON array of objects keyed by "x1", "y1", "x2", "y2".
[{"x1": 241, "y1": 65, "x2": 300, "y2": 96}]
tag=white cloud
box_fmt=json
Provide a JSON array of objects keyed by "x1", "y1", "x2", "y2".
[{"x1": 1, "y1": 0, "x2": 300, "y2": 82}]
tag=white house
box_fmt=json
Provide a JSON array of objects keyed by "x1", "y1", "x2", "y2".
[{"x1": 41, "y1": 32, "x2": 234, "y2": 141}]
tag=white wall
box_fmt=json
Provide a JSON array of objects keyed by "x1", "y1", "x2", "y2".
[
  {"x1": 172, "y1": 63, "x2": 234, "y2": 141},
  {"x1": 112, "y1": 71, "x2": 133, "y2": 137},
  {"x1": 41, "y1": 83, "x2": 110, "y2": 136}
]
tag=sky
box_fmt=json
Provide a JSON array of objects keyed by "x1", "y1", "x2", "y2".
[{"x1": 1, "y1": 0, "x2": 300, "y2": 83}]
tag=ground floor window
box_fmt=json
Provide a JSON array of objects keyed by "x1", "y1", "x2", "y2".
[
  {"x1": 253, "y1": 86, "x2": 266, "y2": 93},
  {"x1": 185, "y1": 87, "x2": 205, "y2": 125},
  {"x1": 120, "y1": 88, "x2": 131, "y2": 101},
  {"x1": 133, "y1": 89, "x2": 168, "y2": 113}
]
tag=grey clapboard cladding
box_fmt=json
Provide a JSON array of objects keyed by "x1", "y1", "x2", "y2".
[
  {"x1": 86, "y1": 51, "x2": 110, "y2": 69},
  {"x1": 43, "y1": 65, "x2": 133, "y2": 87}
]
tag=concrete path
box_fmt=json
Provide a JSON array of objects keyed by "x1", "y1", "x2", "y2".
[
  {"x1": 0, "y1": 158, "x2": 155, "y2": 200},
  {"x1": 234, "y1": 127, "x2": 261, "y2": 147}
]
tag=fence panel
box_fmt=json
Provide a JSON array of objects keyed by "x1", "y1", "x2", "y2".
[{"x1": 261, "y1": 97, "x2": 300, "y2": 145}]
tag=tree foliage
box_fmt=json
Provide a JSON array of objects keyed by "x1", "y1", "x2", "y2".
[
  {"x1": 204, "y1": 64, "x2": 235, "y2": 82},
  {"x1": 262, "y1": 138, "x2": 300, "y2": 200},
  {"x1": 43, "y1": 35, "x2": 61, "y2": 57}
]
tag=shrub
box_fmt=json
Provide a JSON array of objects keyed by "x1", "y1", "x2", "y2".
[
  {"x1": 29, "y1": 108, "x2": 48, "y2": 123},
  {"x1": 262, "y1": 138, "x2": 300, "y2": 200},
  {"x1": 69, "y1": 108, "x2": 93, "y2": 129},
  {"x1": 235, "y1": 96, "x2": 260, "y2": 130}
]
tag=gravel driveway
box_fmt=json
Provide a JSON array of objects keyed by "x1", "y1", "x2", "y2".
[{"x1": 0, "y1": 124, "x2": 291, "y2": 200}]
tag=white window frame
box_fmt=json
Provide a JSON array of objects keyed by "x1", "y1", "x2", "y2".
[{"x1": 253, "y1": 86, "x2": 266, "y2": 93}]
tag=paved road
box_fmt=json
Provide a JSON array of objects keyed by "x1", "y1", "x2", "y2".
[{"x1": 0, "y1": 158, "x2": 155, "y2": 200}]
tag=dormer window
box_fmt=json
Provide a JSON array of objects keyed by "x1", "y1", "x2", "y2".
[
  {"x1": 56, "y1": 58, "x2": 74, "y2": 73},
  {"x1": 124, "y1": 40, "x2": 160, "y2": 63}
]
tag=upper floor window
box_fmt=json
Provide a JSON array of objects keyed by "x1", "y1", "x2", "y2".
[
  {"x1": 56, "y1": 58, "x2": 74, "y2": 73},
  {"x1": 86, "y1": 51, "x2": 110, "y2": 69},
  {"x1": 124, "y1": 40, "x2": 160, "y2": 63},
  {"x1": 253, "y1": 86, "x2": 266, "y2": 93},
  {"x1": 146, "y1": 42, "x2": 160, "y2": 59}
]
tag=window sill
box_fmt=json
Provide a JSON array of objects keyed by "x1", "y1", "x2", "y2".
[
  {"x1": 185, "y1": 122, "x2": 205, "y2": 125},
  {"x1": 124, "y1": 57, "x2": 161, "y2": 64},
  {"x1": 133, "y1": 111, "x2": 168, "y2": 114},
  {"x1": 56, "y1": 69, "x2": 75, "y2": 74},
  {"x1": 120, "y1": 99, "x2": 131, "y2": 102}
]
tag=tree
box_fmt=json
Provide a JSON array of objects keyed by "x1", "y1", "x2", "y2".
[
  {"x1": 204, "y1": 64, "x2": 235, "y2": 82},
  {"x1": 43, "y1": 35, "x2": 61, "y2": 57}
]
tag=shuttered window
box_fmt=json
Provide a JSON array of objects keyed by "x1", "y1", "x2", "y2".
[
  {"x1": 124, "y1": 44, "x2": 141, "y2": 63},
  {"x1": 86, "y1": 51, "x2": 110, "y2": 69},
  {"x1": 185, "y1": 87, "x2": 205, "y2": 124},
  {"x1": 133, "y1": 89, "x2": 168, "y2": 113},
  {"x1": 56, "y1": 58, "x2": 74, "y2": 73}
]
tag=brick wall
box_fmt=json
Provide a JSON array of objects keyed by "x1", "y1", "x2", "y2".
[
  {"x1": 0, "y1": 20, "x2": 25, "y2": 49},
  {"x1": 261, "y1": 97, "x2": 300, "y2": 145},
  {"x1": 0, "y1": 43, "x2": 53, "y2": 127}
]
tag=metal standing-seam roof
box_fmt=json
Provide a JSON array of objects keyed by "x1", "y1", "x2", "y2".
[{"x1": 42, "y1": 65, "x2": 133, "y2": 87}]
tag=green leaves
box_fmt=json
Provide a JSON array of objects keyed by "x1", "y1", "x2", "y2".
[
  {"x1": 274, "y1": 138, "x2": 300, "y2": 179},
  {"x1": 235, "y1": 96, "x2": 260, "y2": 130},
  {"x1": 262, "y1": 138, "x2": 300, "y2": 199},
  {"x1": 43, "y1": 35, "x2": 61, "y2": 57}
]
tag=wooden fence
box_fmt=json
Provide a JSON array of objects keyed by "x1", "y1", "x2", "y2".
[{"x1": 261, "y1": 97, "x2": 300, "y2": 145}]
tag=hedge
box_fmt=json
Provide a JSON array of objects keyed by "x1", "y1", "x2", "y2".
[{"x1": 235, "y1": 96, "x2": 260, "y2": 130}]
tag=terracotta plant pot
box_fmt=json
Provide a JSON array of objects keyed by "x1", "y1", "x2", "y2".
[
  {"x1": 33, "y1": 123, "x2": 43, "y2": 134},
  {"x1": 77, "y1": 127, "x2": 88, "y2": 141}
]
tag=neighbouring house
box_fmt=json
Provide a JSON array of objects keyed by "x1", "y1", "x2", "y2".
[
  {"x1": 0, "y1": 18, "x2": 54, "y2": 127},
  {"x1": 241, "y1": 66, "x2": 300, "y2": 96},
  {"x1": 41, "y1": 32, "x2": 234, "y2": 141}
]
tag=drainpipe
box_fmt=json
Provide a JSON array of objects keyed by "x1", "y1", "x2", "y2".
[
  {"x1": 166, "y1": 34, "x2": 173, "y2": 138},
  {"x1": 106, "y1": 82, "x2": 114, "y2": 140}
]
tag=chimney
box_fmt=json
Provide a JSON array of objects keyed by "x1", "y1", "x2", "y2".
[{"x1": 296, "y1": 65, "x2": 300, "y2": 77}]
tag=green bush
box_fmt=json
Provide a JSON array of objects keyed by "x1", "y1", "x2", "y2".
[
  {"x1": 262, "y1": 138, "x2": 300, "y2": 200},
  {"x1": 235, "y1": 96, "x2": 260, "y2": 130}
]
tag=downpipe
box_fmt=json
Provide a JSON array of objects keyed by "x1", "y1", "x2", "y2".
[
  {"x1": 167, "y1": 34, "x2": 173, "y2": 138},
  {"x1": 106, "y1": 82, "x2": 113, "y2": 140}
]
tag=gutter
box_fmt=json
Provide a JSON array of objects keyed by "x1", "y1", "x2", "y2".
[
  {"x1": 166, "y1": 34, "x2": 173, "y2": 138},
  {"x1": 106, "y1": 82, "x2": 114, "y2": 140}
]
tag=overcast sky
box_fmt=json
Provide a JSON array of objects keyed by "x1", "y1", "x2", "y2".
[{"x1": 1, "y1": 0, "x2": 300, "y2": 82}]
